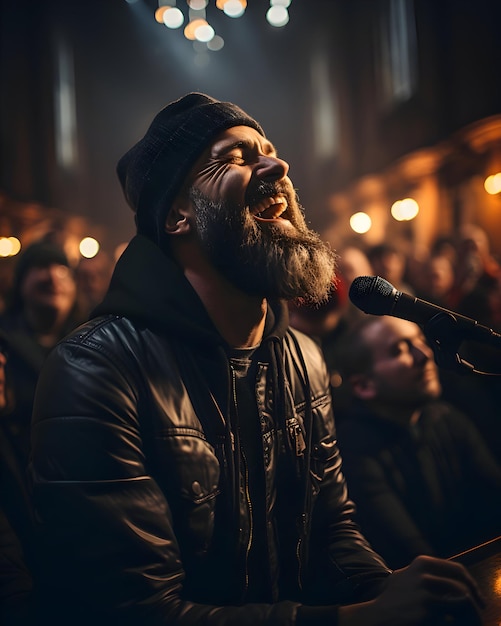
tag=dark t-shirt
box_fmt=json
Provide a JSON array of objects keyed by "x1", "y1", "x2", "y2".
[{"x1": 228, "y1": 346, "x2": 273, "y2": 602}]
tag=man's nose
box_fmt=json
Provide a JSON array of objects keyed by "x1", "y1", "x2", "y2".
[{"x1": 255, "y1": 155, "x2": 289, "y2": 181}]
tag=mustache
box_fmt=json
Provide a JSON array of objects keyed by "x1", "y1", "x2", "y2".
[{"x1": 244, "y1": 180, "x2": 290, "y2": 207}]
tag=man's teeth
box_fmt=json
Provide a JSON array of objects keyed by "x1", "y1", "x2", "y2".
[{"x1": 253, "y1": 195, "x2": 288, "y2": 218}]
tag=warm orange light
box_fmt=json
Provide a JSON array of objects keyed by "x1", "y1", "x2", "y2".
[
  {"x1": 0, "y1": 237, "x2": 13, "y2": 257},
  {"x1": 350, "y1": 212, "x2": 372, "y2": 234},
  {"x1": 391, "y1": 198, "x2": 419, "y2": 221},
  {"x1": 184, "y1": 18, "x2": 208, "y2": 40},
  {"x1": 0, "y1": 236, "x2": 21, "y2": 257},
  {"x1": 484, "y1": 172, "x2": 501, "y2": 195},
  {"x1": 155, "y1": 6, "x2": 169, "y2": 23},
  {"x1": 79, "y1": 237, "x2": 100, "y2": 259},
  {"x1": 8, "y1": 237, "x2": 21, "y2": 256},
  {"x1": 194, "y1": 22, "x2": 215, "y2": 42},
  {"x1": 222, "y1": 0, "x2": 246, "y2": 17},
  {"x1": 163, "y1": 7, "x2": 184, "y2": 28}
]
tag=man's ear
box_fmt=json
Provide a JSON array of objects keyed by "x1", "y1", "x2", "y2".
[
  {"x1": 350, "y1": 373, "x2": 377, "y2": 401},
  {"x1": 164, "y1": 197, "x2": 193, "y2": 236}
]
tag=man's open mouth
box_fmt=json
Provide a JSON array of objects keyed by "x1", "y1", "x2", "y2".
[{"x1": 250, "y1": 194, "x2": 289, "y2": 220}]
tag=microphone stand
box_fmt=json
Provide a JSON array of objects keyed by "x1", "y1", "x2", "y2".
[{"x1": 423, "y1": 313, "x2": 501, "y2": 377}]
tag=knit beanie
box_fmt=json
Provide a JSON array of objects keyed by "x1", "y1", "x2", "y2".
[
  {"x1": 14, "y1": 241, "x2": 70, "y2": 285},
  {"x1": 116, "y1": 92, "x2": 264, "y2": 243},
  {"x1": 9, "y1": 240, "x2": 71, "y2": 312}
]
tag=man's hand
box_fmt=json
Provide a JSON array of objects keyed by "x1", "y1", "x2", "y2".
[{"x1": 339, "y1": 555, "x2": 485, "y2": 625}]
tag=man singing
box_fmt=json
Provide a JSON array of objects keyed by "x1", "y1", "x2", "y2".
[{"x1": 31, "y1": 93, "x2": 484, "y2": 625}]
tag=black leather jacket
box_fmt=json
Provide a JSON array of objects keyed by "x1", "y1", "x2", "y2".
[{"x1": 30, "y1": 235, "x2": 390, "y2": 625}]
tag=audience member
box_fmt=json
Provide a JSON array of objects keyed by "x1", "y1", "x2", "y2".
[
  {"x1": 29, "y1": 93, "x2": 485, "y2": 625},
  {"x1": 450, "y1": 223, "x2": 501, "y2": 322},
  {"x1": 333, "y1": 315, "x2": 501, "y2": 570},
  {"x1": 430, "y1": 235, "x2": 458, "y2": 267},
  {"x1": 289, "y1": 244, "x2": 373, "y2": 389},
  {"x1": 337, "y1": 245, "x2": 373, "y2": 286},
  {"x1": 416, "y1": 253, "x2": 455, "y2": 308},
  {"x1": 0, "y1": 240, "x2": 83, "y2": 512},
  {"x1": 289, "y1": 277, "x2": 349, "y2": 389},
  {"x1": 433, "y1": 225, "x2": 501, "y2": 456},
  {"x1": 0, "y1": 331, "x2": 35, "y2": 625},
  {"x1": 367, "y1": 243, "x2": 414, "y2": 293},
  {"x1": 336, "y1": 245, "x2": 375, "y2": 315}
]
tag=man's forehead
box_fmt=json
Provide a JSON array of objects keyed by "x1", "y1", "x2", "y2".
[{"x1": 209, "y1": 125, "x2": 275, "y2": 153}]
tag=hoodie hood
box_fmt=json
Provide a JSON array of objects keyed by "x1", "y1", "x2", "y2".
[{"x1": 91, "y1": 235, "x2": 289, "y2": 349}]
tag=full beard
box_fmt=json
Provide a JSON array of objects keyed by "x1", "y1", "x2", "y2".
[{"x1": 190, "y1": 185, "x2": 337, "y2": 305}]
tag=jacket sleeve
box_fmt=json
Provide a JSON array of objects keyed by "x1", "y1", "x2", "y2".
[
  {"x1": 304, "y1": 407, "x2": 392, "y2": 603},
  {"x1": 30, "y1": 334, "x2": 331, "y2": 626},
  {"x1": 286, "y1": 330, "x2": 392, "y2": 603}
]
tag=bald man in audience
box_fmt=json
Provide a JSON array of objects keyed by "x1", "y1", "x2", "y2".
[{"x1": 333, "y1": 316, "x2": 501, "y2": 570}]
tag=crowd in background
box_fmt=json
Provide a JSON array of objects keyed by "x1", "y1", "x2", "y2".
[
  {"x1": 0, "y1": 222, "x2": 500, "y2": 621},
  {"x1": 295, "y1": 224, "x2": 501, "y2": 438},
  {"x1": 0, "y1": 237, "x2": 113, "y2": 623},
  {"x1": 290, "y1": 221, "x2": 501, "y2": 569}
]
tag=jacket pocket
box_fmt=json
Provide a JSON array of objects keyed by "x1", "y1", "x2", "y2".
[
  {"x1": 156, "y1": 428, "x2": 221, "y2": 556},
  {"x1": 309, "y1": 433, "x2": 340, "y2": 495}
]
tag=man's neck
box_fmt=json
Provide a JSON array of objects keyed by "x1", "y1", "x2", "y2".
[
  {"x1": 170, "y1": 237, "x2": 268, "y2": 348},
  {"x1": 186, "y1": 267, "x2": 267, "y2": 348}
]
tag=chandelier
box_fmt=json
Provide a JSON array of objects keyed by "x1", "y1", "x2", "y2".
[{"x1": 154, "y1": 0, "x2": 292, "y2": 52}]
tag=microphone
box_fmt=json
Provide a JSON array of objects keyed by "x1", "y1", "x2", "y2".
[{"x1": 349, "y1": 275, "x2": 501, "y2": 347}]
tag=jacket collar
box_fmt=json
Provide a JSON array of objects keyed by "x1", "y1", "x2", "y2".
[{"x1": 92, "y1": 234, "x2": 289, "y2": 348}]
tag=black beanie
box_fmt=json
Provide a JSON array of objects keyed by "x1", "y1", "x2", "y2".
[
  {"x1": 14, "y1": 241, "x2": 69, "y2": 286},
  {"x1": 116, "y1": 92, "x2": 264, "y2": 242},
  {"x1": 9, "y1": 240, "x2": 70, "y2": 312}
]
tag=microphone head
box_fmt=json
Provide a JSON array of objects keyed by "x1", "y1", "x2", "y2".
[{"x1": 349, "y1": 275, "x2": 397, "y2": 315}]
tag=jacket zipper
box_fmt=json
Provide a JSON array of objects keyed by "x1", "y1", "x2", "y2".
[
  {"x1": 296, "y1": 512, "x2": 309, "y2": 591},
  {"x1": 230, "y1": 365, "x2": 253, "y2": 600},
  {"x1": 289, "y1": 418, "x2": 308, "y2": 590},
  {"x1": 241, "y1": 449, "x2": 253, "y2": 600},
  {"x1": 289, "y1": 421, "x2": 306, "y2": 457}
]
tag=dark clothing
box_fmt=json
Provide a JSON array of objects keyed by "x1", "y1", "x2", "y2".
[
  {"x1": 439, "y1": 367, "x2": 501, "y2": 461},
  {"x1": 0, "y1": 428, "x2": 35, "y2": 625},
  {"x1": 30, "y1": 235, "x2": 390, "y2": 626},
  {"x1": 0, "y1": 325, "x2": 42, "y2": 625},
  {"x1": 0, "y1": 508, "x2": 34, "y2": 625},
  {"x1": 0, "y1": 307, "x2": 83, "y2": 493},
  {"x1": 0, "y1": 303, "x2": 82, "y2": 622},
  {"x1": 336, "y1": 401, "x2": 501, "y2": 569},
  {"x1": 0, "y1": 316, "x2": 51, "y2": 473}
]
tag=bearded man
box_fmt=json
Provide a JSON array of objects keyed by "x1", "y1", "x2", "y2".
[{"x1": 30, "y1": 94, "x2": 484, "y2": 626}]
